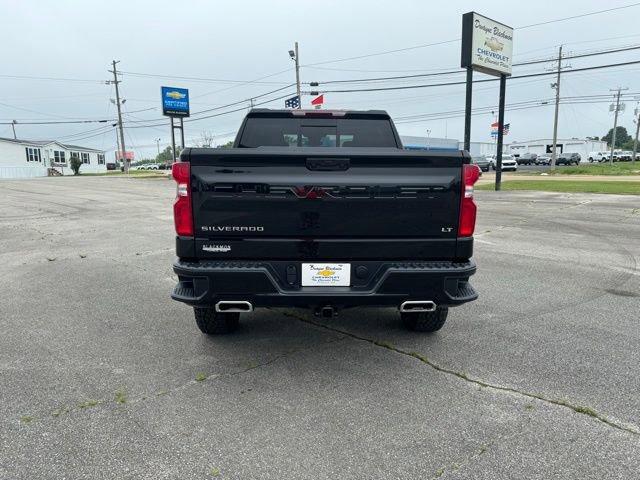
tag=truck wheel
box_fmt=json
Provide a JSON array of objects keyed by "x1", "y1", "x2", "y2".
[
  {"x1": 194, "y1": 307, "x2": 240, "y2": 334},
  {"x1": 401, "y1": 307, "x2": 449, "y2": 333}
]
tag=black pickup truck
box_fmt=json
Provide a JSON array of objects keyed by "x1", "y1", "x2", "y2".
[{"x1": 171, "y1": 109, "x2": 479, "y2": 334}]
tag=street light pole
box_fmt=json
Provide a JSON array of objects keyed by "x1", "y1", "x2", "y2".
[
  {"x1": 156, "y1": 138, "x2": 161, "y2": 156},
  {"x1": 289, "y1": 42, "x2": 301, "y2": 108}
]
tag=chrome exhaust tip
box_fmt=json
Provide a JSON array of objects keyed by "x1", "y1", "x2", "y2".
[
  {"x1": 399, "y1": 301, "x2": 436, "y2": 313},
  {"x1": 215, "y1": 301, "x2": 253, "y2": 313}
]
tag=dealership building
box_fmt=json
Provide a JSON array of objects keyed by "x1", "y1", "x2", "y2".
[{"x1": 0, "y1": 137, "x2": 107, "y2": 179}]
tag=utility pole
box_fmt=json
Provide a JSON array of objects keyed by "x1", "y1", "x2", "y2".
[
  {"x1": 495, "y1": 75, "x2": 507, "y2": 191},
  {"x1": 115, "y1": 127, "x2": 121, "y2": 164},
  {"x1": 108, "y1": 60, "x2": 128, "y2": 173},
  {"x1": 11, "y1": 120, "x2": 17, "y2": 139},
  {"x1": 463, "y1": 67, "x2": 473, "y2": 151},
  {"x1": 550, "y1": 45, "x2": 563, "y2": 169},
  {"x1": 632, "y1": 104, "x2": 639, "y2": 164},
  {"x1": 608, "y1": 87, "x2": 628, "y2": 166},
  {"x1": 155, "y1": 138, "x2": 161, "y2": 157},
  {"x1": 290, "y1": 42, "x2": 301, "y2": 108}
]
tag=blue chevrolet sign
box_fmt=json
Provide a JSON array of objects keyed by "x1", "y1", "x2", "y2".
[{"x1": 161, "y1": 86, "x2": 190, "y2": 117}]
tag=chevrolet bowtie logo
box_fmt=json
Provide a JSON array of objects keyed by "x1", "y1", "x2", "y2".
[
  {"x1": 317, "y1": 269, "x2": 335, "y2": 277},
  {"x1": 166, "y1": 91, "x2": 186, "y2": 100}
]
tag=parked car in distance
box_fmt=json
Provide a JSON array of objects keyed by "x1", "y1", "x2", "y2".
[
  {"x1": 517, "y1": 152, "x2": 537, "y2": 165},
  {"x1": 499, "y1": 154, "x2": 517, "y2": 171},
  {"x1": 535, "y1": 155, "x2": 551, "y2": 166},
  {"x1": 556, "y1": 152, "x2": 581, "y2": 166},
  {"x1": 588, "y1": 151, "x2": 608, "y2": 163},
  {"x1": 614, "y1": 150, "x2": 632, "y2": 162},
  {"x1": 472, "y1": 155, "x2": 490, "y2": 172},
  {"x1": 106, "y1": 162, "x2": 117, "y2": 170}
]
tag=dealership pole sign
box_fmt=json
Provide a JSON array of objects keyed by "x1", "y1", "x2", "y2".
[
  {"x1": 461, "y1": 12, "x2": 513, "y2": 77},
  {"x1": 161, "y1": 86, "x2": 189, "y2": 161},
  {"x1": 161, "y1": 86, "x2": 190, "y2": 117},
  {"x1": 461, "y1": 12, "x2": 513, "y2": 192}
]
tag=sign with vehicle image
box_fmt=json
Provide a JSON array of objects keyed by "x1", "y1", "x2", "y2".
[
  {"x1": 301, "y1": 263, "x2": 351, "y2": 286},
  {"x1": 161, "y1": 86, "x2": 190, "y2": 117},
  {"x1": 461, "y1": 12, "x2": 513, "y2": 77}
]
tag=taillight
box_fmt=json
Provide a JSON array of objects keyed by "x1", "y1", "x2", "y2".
[
  {"x1": 172, "y1": 162, "x2": 193, "y2": 236},
  {"x1": 458, "y1": 164, "x2": 480, "y2": 237}
]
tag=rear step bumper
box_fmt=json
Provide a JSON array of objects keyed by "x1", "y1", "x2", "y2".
[{"x1": 172, "y1": 259, "x2": 477, "y2": 309}]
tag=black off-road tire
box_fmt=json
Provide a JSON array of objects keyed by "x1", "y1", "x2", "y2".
[
  {"x1": 401, "y1": 307, "x2": 449, "y2": 333},
  {"x1": 194, "y1": 307, "x2": 240, "y2": 334}
]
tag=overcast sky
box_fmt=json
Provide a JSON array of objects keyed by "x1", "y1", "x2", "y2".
[{"x1": 2, "y1": 0, "x2": 640, "y2": 159}]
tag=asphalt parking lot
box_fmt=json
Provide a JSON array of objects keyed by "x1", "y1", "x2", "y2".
[{"x1": 1, "y1": 176, "x2": 639, "y2": 479}]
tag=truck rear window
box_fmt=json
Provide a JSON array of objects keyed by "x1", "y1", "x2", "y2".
[{"x1": 238, "y1": 117, "x2": 398, "y2": 148}]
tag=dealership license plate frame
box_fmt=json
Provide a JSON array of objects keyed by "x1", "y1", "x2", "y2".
[{"x1": 301, "y1": 263, "x2": 351, "y2": 287}]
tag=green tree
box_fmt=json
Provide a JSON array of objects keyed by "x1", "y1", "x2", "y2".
[
  {"x1": 602, "y1": 126, "x2": 631, "y2": 148},
  {"x1": 69, "y1": 155, "x2": 82, "y2": 175},
  {"x1": 155, "y1": 146, "x2": 175, "y2": 163},
  {"x1": 218, "y1": 140, "x2": 234, "y2": 149},
  {"x1": 621, "y1": 138, "x2": 638, "y2": 151}
]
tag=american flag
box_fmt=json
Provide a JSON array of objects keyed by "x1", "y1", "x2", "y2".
[
  {"x1": 490, "y1": 122, "x2": 510, "y2": 137},
  {"x1": 285, "y1": 95, "x2": 300, "y2": 109}
]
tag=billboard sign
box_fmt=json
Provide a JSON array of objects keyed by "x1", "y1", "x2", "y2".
[
  {"x1": 461, "y1": 12, "x2": 513, "y2": 77},
  {"x1": 161, "y1": 86, "x2": 190, "y2": 117},
  {"x1": 115, "y1": 151, "x2": 134, "y2": 161}
]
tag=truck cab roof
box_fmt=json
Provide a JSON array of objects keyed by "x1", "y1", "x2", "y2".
[{"x1": 247, "y1": 108, "x2": 392, "y2": 119}]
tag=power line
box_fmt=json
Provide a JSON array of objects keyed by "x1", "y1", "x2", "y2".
[
  {"x1": 191, "y1": 84, "x2": 295, "y2": 115},
  {"x1": 304, "y1": 2, "x2": 640, "y2": 67},
  {"x1": 119, "y1": 70, "x2": 291, "y2": 85},
  {"x1": 0, "y1": 74, "x2": 104, "y2": 83},
  {"x1": 305, "y1": 38, "x2": 459, "y2": 67},
  {"x1": 516, "y1": 2, "x2": 640, "y2": 29},
  {"x1": 315, "y1": 59, "x2": 640, "y2": 94},
  {"x1": 393, "y1": 99, "x2": 628, "y2": 125},
  {"x1": 308, "y1": 44, "x2": 640, "y2": 86},
  {"x1": 125, "y1": 91, "x2": 295, "y2": 129},
  {"x1": 192, "y1": 68, "x2": 293, "y2": 99},
  {"x1": 93, "y1": 59, "x2": 640, "y2": 131},
  {"x1": 122, "y1": 84, "x2": 296, "y2": 127},
  {"x1": 393, "y1": 92, "x2": 640, "y2": 122},
  {"x1": 57, "y1": 125, "x2": 116, "y2": 139},
  {"x1": 0, "y1": 119, "x2": 113, "y2": 125},
  {"x1": 59, "y1": 127, "x2": 116, "y2": 143}
]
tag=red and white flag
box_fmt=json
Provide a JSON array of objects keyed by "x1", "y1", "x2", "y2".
[{"x1": 311, "y1": 94, "x2": 324, "y2": 108}]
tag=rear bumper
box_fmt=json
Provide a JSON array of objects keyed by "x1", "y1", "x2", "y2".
[{"x1": 172, "y1": 259, "x2": 478, "y2": 309}]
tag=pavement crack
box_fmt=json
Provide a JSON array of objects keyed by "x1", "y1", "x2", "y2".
[
  {"x1": 284, "y1": 312, "x2": 640, "y2": 437},
  {"x1": 16, "y1": 335, "x2": 345, "y2": 425},
  {"x1": 430, "y1": 415, "x2": 534, "y2": 479}
]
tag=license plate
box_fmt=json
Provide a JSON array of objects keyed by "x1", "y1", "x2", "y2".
[{"x1": 301, "y1": 263, "x2": 351, "y2": 286}]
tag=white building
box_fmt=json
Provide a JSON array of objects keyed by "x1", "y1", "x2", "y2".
[
  {"x1": 401, "y1": 135, "x2": 459, "y2": 151},
  {"x1": 0, "y1": 137, "x2": 107, "y2": 179},
  {"x1": 459, "y1": 141, "x2": 500, "y2": 157},
  {"x1": 508, "y1": 138, "x2": 608, "y2": 161},
  {"x1": 400, "y1": 135, "x2": 502, "y2": 157}
]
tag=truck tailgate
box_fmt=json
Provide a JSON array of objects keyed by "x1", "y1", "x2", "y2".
[{"x1": 185, "y1": 147, "x2": 466, "y2": 260}]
